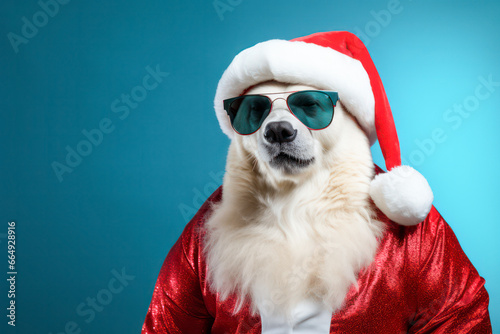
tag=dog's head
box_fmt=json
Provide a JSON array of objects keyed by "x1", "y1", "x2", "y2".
[{"x1": 230, "y1": 81, "x2": 371, "y2": 186}]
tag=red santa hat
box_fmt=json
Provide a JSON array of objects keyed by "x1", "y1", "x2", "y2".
[{"x1": 213, "y1": 31, "x2": 433, "y2": 226}]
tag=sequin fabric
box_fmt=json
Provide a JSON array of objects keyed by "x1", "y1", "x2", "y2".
[{"x1": 142, "y1": 186, "x2": 492, "y2": 333}]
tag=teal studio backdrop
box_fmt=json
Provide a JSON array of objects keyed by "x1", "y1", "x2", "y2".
[{"x1": 1, "y1": 0, "x2": 499, "y2": 333}]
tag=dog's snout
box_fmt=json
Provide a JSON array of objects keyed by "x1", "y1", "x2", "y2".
[{"x1": 264, "y1": 121, "x2": 297, "y2": 144}]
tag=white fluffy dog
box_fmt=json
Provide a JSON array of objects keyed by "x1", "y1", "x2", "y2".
[
  {"x1": 204, "y1": 81, "x2": 384, "y2": 318},
  {"x1": 142, "y1": 32, "x2": 491, "y2": 334}
]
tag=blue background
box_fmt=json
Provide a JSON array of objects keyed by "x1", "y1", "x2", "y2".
[{"x1": 1, "y1": 0, "x2": 499, "y2": 333}]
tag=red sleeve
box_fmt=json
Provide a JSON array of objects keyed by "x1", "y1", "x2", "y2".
[
  {"x1": 409, "y1": 207, "x2": 492, "y2": 333},
  {"x1": 141, "y1": 189, "x2": 222, "y2": 333}
]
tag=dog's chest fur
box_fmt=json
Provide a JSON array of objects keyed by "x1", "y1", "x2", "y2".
[{"x1": 204, "y1": 146, "x2": 384, "y2": 317}]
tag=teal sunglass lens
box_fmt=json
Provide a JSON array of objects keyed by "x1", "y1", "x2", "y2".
[
  {"x1": 229, "y1": 95, "x2": 271, "y2": 135},
  {"x1": 288, "y1": 91, "x2": 335, "y2": 130}
]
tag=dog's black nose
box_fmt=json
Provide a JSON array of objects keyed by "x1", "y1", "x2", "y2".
[{"x1": 264, "y1": 121, "x2": 297, "y2": 144}]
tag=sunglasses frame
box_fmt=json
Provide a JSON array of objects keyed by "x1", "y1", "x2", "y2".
[{"x1": 223, "y1": 90, "x2": 339, "y2": 135}]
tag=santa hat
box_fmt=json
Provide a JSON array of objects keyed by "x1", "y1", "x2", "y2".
[{"x1": 213, "y1": 31, "x2": 433, "y2": 226}]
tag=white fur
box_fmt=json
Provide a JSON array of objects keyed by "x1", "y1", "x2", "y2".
[
  {"x1": 214, "y1": 39, "x2": 376, "y2": 144},
  {"x1": 370, "y1": 165, "x2": 434, "y2": 226},
  {"x1": 204, "y1": 83, "x2": 384, "y2": 318}
]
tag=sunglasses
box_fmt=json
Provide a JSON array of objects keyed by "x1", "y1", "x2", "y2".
[{"x1": 223, "y1": 90, "x2": 339, "y2": 135}]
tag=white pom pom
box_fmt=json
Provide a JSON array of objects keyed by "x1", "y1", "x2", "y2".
[{"x1": 370, "y1": 165, "x2": 433, "y2": 226}]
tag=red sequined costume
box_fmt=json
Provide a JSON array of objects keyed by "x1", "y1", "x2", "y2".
[{"x1": 142, "y1": 186, "x2": 491, "y2": 333}]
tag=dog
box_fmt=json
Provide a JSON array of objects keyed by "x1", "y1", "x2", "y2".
[
  {"x1": 204, "y1": 80, "x2": 384, "y2": 319},
  {"x1": 142, "y1": 31, "x2": 491, "y2": 333}
]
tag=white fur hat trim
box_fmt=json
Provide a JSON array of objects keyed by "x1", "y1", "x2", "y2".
[{"x1": 214, "y1": 39, "x2": 376, "y2": 144}]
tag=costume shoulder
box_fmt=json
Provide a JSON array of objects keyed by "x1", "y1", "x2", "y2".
[
  {"x1": 405, "y1": 206, "x2": 492, "y2": 333},
  {"x1": 141, "y1": 188, "x2": 222, "y2": 334}
]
